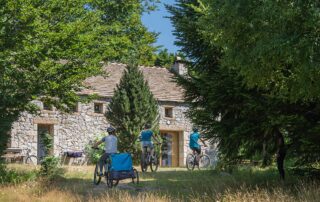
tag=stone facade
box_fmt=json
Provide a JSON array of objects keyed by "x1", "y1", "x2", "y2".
[
  {"x1": 9, "y1": 62, "x2": 218, "y2": 166},
  {"x1": 10, "y1": 99, "x2": 201, "y2": 165},
  {"x1": 10, "y1": 99, "x2": 109, "y2": 159}
]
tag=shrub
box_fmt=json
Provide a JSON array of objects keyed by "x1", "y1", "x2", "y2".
[
  {"x1": 38, "y1": 132, "x2": 64, "y2": 179},
  {"x1": 84, "y1": 133, "x2": 105, "y2": 164},
  {"x1": 39, "y1": 156, "x2": 64, "y2": 180}
]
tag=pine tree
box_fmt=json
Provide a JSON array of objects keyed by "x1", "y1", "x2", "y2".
[
  {"x1": 168, "y1": 0, "x2": 320, "y2": 180},
  {"x1": 106, "y1": 64, "x2": 159, "y2": 157}
]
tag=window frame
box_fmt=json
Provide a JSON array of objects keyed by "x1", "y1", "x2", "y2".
[
  {"x1": 164, "y1": 106, "x2": 174, "y2": 119},
  {"x1": 94, "y1": 102, "x2": 104, "y2": 114}
]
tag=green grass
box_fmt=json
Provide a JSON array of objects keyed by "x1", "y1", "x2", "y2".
[
  {"x1": 0, "y1": 165, "x2": 319, "y2": 201},
  {"x1": 0, "y1": 164, "x2": 37, "y2": 185}
]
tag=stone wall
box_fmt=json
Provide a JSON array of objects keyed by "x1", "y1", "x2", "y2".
[
  {"x1": 10, "y1": 99, "x2": 109, "y2": 160},
  {"x1": 10, "y1": 99, "x2": 217, "y2": 166}
]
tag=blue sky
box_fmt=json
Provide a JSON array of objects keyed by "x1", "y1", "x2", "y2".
[{"x1": 142, "y1": 0, "x2": 179, "y2": 54}]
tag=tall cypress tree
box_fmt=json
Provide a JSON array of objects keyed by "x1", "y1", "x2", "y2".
[{"x1": 106, "y1": 64, "x2": 159, "y2": 156}]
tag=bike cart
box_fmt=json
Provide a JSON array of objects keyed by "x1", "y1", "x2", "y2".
[{"x1": 94, "y1": 153, "x2": 139, "y2": 188}]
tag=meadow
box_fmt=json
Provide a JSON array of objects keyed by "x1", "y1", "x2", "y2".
[{"x1": 0, "y1": 165, "x2": 319, "y2": 202}]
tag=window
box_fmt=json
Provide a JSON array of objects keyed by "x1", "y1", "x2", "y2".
[
  {"x1": 165, "y1": 107, "x2": 173, "y2": 118},
  {"x1": 43, "y1": 103, "x2": 53, "y2": 111},
  {"x1": 94, "y1": 103, "x2": 103, "y2": 113}
]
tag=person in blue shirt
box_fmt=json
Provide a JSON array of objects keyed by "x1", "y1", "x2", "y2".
[
  {"x1": 189, "y1": 127, "x2": 207, "y2": 163},
  {"x1": 139, "y1": 123, "x2": 160, "y2": 159}
]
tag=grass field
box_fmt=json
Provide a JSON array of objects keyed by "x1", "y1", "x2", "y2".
[{"x1": 0, "y1": 165, "x2": 319, "y2": 201}]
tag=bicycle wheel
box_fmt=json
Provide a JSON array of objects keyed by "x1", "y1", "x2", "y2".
[
  {"x1": 132, "y1": 168, "x2": 139, "y2": 184},
  {"x1": 186, "y1": 154, "x2": 195, "y2": 171},
  {"x1": 93, "y1": 163, "x2": 101, "y2": 185},
  {"x1": 150, "y1": 154, "x2": 159, "y2": 172},
  {"x1": 25, "y1": 155, "x2": 38, "y2": 166},
  {"x1": 198, "y1": 155, "x2": 211, "y2": 170},
  {"x1": 140, "y1": 154, "x2": 148, "y2": 172},
  {"x1": 106, "y1": 172, "x2": 119, "y2": 188}
]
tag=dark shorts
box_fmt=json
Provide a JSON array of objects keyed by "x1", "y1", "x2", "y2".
[
  {"x1": 191, "y1": 147, "x2": 201, "y2": 155},
  {"x1": 100, "y1": 153, "x2": 114, "y2": 163}
]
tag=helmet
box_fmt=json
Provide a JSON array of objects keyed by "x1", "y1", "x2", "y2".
[
  {"x1": 144, "y1": 123, "x2": 151, "y2": 129},
  {"x1": 107, "y1": 126, "x2": 115, "y2": 133},
  {"x1": 192, "y1": 127, "x2": 198, "y2": 132}
]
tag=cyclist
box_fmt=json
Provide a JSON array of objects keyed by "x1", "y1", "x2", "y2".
[
  {"x1": 92, "y1": 126, "x2": 117, "y2": 176},
  {"x1": 189, "y1": 127, "x2": 207, "y2": 164},
  {"x1": 139, "y1": 123, "x2": 160, "y2": 160}
]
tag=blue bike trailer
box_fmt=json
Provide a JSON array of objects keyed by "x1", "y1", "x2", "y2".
[{"x1": 109, "y1": 153, "x2": 136, "y2": 180}]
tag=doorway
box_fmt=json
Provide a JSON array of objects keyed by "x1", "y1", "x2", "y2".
[
  {"x1": 160, "y1": 131, "x2": 179, "y2": 167},
  {"x1": 37, "y1": 124, "x2": 54, "y2": 160}
]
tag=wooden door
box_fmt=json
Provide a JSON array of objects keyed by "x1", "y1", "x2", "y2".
[{"x1": 160, "y1": 131, "x2": 179, "y2": 167}]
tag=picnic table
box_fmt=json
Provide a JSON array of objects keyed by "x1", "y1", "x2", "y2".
[{"x1": 1, "y1": 148, "x2": 25, "y2": 163}]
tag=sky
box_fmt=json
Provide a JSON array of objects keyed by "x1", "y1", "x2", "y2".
[{"x1": 142, "y1": 0, "x2": 179, "y2": 54}]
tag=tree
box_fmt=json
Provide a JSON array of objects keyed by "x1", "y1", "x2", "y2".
[
  {"x1": 168, "y1": 0, "x2": 320, "y2": 180},
  {"x1": 201, "y1": 0, "x2": 320, "y2": 102},
  {"x1": 0, "y1": 0, "x2": 102, "y2": 156},
  {"x1": 106, "y1": 64, "x2": 159, "y2": 157},
  {"x1": 88, "y1": 0, "x2": 159, "y2": 65},
  {"x1": 0, "y1": 0, "x2": 159, "y2": 157},
  {"x1": 154, "y1": 49, "x2": 175, "y2": 68}
]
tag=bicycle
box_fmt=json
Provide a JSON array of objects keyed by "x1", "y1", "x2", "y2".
[
  {"x1": 24, "y1": 148, "x2": 38, "y2": 165},
  {"x1": 92, "y1": 148, "x2": 119, "y2": 188},
  {"x1": 140, "y1": 143, "x2": 160, "y2": 172},
  {"x1": 186, "y1": 149, "x2": 211, "y2": 171}
]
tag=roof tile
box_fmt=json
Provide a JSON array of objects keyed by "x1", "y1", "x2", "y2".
[{"x1": 81, "y1": 63, "x2": 185, "y2": 102}]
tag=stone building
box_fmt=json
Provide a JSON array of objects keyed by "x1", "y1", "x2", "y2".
[{"x1": 9, "y1": 62, "x2": 217, "y2": 166}]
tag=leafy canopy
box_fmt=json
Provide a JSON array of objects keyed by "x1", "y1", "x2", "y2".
[
  {"x1": 0, "y1": 0, "x2": 159, "y2": 156},
  {"x1": 201, "y1": 0, "x2": 320, "y2": 102}
]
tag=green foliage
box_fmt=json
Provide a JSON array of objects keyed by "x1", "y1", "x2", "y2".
[
  {"x1": 200, "y1": 0, "x2": 320, "y2": 102},
  {"x1": 39, "y1": 156, "x2": 63, "y2": 180},
  {"x1": 0, "y1": 0, "x2": 159, "y2": 158},
  {"x1": 40, "y1": 133, "x2": 53, "y2": 156},
  {"x1": 84, "y1": 133, "x2": 105, "y2": 164},
  {"x1": 154, "y1": 49, "x2": 175, "y2": 68},
  {"x1": 38, "y1": 131, "x2": 62, "y2": 179},
  {"x1": 106, "y1": 64, "x2": 159, "y2": 157},
  {"x1": 0, "y1": 165, "x2": 37, "y2": 185},
  {"x1": 168, "y1": 0, "x2": 320, "y2": 170},
  {"x1": 88, "y1": 0, "x2": 159, "y2": 65}
]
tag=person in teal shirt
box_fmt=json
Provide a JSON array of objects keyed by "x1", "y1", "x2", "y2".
[
  {"x1": 139, "y1": 123, "x2": 160, "y2": 159},
  {"x1": 189, "y1": 127, "x2": 207, "y2": 163}
]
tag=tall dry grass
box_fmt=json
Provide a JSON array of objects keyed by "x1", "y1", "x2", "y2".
[{"x1": 1, "y1": 165, "x2": 319, "y2": 202}]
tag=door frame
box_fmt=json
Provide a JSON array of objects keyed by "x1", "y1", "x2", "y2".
[
  {"x1": 159, "y1": 130, "x2": 183, "y2": 167},
  {"x1": 37, "y1": 124, "x2": 54, "y2": 160}
]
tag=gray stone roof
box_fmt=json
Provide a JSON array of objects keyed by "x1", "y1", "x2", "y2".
[{"x1": 81, "y1": 63, "x2": 185, "y2": 102}]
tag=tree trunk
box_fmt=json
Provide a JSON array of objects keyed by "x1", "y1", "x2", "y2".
[
  {"x1": 275, "y1": 128, "x2": 286, "y2": 180},
  {"x1": 262, "y1": 140, "x2": 267, "y2": 167},
  {"x1": 261, "y1": 131, "x2": 268, "y2": 167}
]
